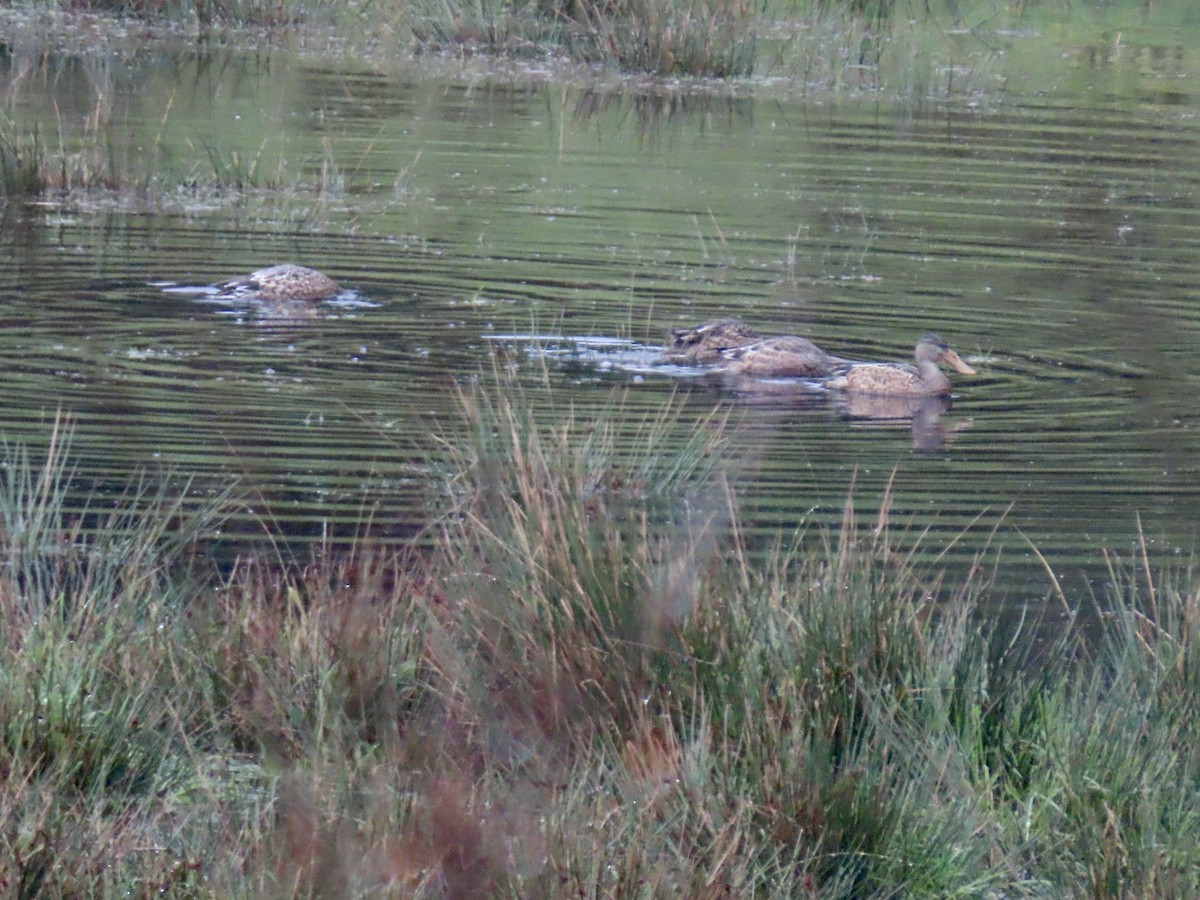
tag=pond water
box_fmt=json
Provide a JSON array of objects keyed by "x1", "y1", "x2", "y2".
[{"x1": 3, "y1": 7, "x2": 1200, "y2": 620}]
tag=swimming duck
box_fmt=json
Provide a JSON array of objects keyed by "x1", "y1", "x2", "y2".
[
  {"x1": 660, "y1": 318, "x2": 762, "y2": 364},
  {"x1": 716, "y1": 334, "x2": 845, "y2": 378},
  {"x1": 218, "y1": 264, "x2": 341, "y2": 303},
  {"x1": 824, "y1": 333, "x2": 976, "y2": 397}
]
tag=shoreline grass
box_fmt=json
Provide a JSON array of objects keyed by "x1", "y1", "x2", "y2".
[
  {"x1": 0, "y1": 111, "x2": 349, "y2": 227},
  {"x1": 0, "y1": 0, "x2": 1021, "y2": 82},
  {"x1": 0, "y1": 0, "x2": 1068, "y2": 212},
  {"x1": 2, "y1": 371, "x2": 1200, "y2": 895}
]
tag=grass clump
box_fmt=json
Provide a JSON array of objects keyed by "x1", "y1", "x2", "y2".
[
  {"x1": 812, "y1": 0, "x2": 903, "y2": 29},
  {"x1": 408, "y1": 0, "x2": 762, "y2": 76},
  {"x1": 0, "y1": 129, "x2": 44, "y2": 198},
  {"x1": 0, "y1": 124, "x2": 125, "y2": 202},
  {"x1": 0, "y1": 421, "x2": 228, "y2": 895},
  {"x1": 0, "y1": 112, "x2": 345, "y2": 226},
  {"x1": 4, "y1": 371, "x2": 1200, "y2": 894}
]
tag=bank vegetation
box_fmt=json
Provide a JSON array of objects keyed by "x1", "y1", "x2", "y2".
[{"x1": 2, "y1": 371, "x2": 1199, "y2": 897}]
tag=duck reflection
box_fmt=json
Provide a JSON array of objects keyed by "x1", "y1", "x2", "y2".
[
  {"x1": 250, "y1": 297, "x2": 325, "y2": 324},
  {"x1": 699, "y1": 371, "x2": 833, "y2": 410},
  {"x1": 834, "y1": 393, "x2": 972, "y2": 452}
]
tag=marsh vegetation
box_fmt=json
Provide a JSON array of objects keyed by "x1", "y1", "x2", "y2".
[
  {"x1": 0, "y1": 0, "x2": 1033, "y2": 205},
  {"x1": 4, "y1": 0, "x2": 1200, "y2": 895},
  {"x1": 3, "y1": 377, "x2": 1200, "y2": 896}
]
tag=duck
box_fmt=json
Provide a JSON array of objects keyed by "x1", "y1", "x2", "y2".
[
  {"x1": 218, "y1": 264, "x2": 341, "y2": 303},
  {"x1": 716, "y1": 334, "x2": 846, "y2": 378},
  {"x1": 660, "y1": 318, "x2": 762, "y2": 364},
  {"x1": 824, "y1": 333, "x2": 976, "y2": 397}
]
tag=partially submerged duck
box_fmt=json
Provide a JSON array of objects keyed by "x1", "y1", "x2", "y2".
[
  {"x1": 218, "y1": 264, "x2": 341, "y2": 303},
  {"x1": 825, "y1": 333, "x2": 976, "y2": 397},
  {"x1": 716, "y1": 334, "x2": 845, "y2": 378},
  {"x1": 661, "y1": 318, "x2": 761, "y2": 364}
]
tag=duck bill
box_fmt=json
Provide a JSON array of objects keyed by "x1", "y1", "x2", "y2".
[{"x1": 943, "y1": 349, "x2": 976, "y2": 375}]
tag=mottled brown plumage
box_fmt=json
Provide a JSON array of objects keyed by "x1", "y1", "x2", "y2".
[
  {"x1": 825, "y1": 333, "x2": 976, "y2": 397},
  {"x1": 660, "y1": 318, "x2": 762, "y2": 364},
  {"x1": 219, "y1": 264, "x2": 341, "y2": 302},
  {"x1": 716, "y1": 334, "x2": 845, "y2": 378}
]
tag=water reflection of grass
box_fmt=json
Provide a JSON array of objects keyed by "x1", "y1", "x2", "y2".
[{"x1": 5, "y1": 374, "x2": 1200, "y2": 895}]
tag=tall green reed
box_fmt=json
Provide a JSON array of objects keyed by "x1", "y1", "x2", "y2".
[{"x1": 0, "y1": 418, "x2": 231, "y2": 895}]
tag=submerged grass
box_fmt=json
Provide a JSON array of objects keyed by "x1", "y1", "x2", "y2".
[{"x1": 3, "y1": 370, "x2": 1200, "y2": 895}]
